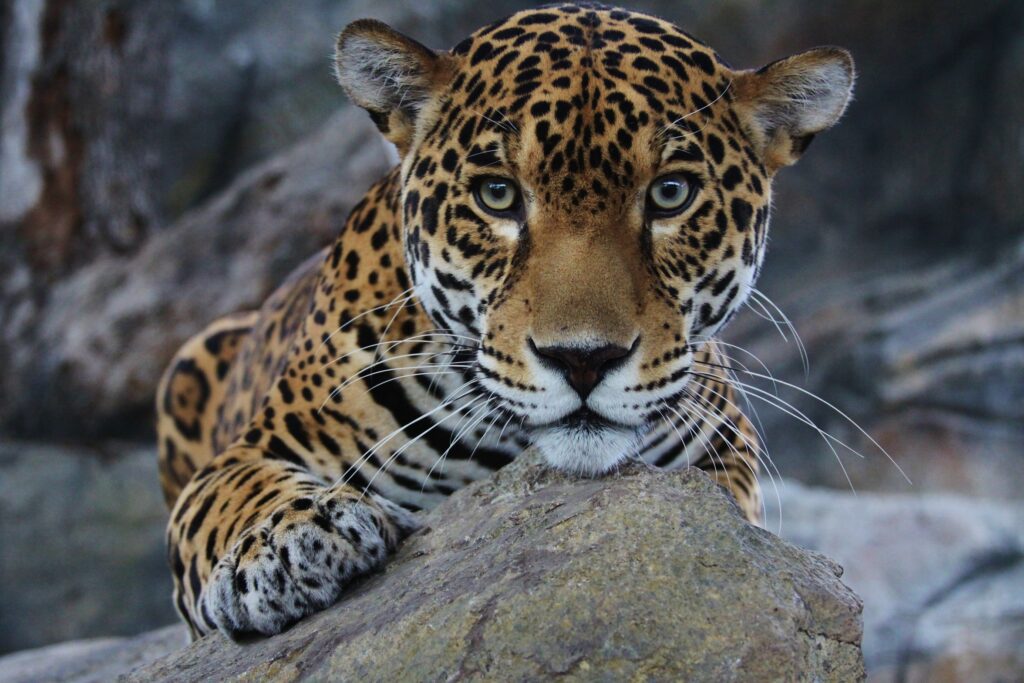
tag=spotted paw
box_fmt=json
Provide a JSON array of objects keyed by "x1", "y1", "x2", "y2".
[{"x1": 201, "y1": 490, "x2": 418, "y2": 637}]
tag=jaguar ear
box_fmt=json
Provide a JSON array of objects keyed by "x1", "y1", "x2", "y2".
[
  {"x1": 335, "y1": 19, "x2": 452, "y2": 154},
  {"x1": 733, "y1": 47, "x2": 854, "y2": 171}
]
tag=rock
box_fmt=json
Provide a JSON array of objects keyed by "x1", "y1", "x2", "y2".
[
  {"x1": 125, "y1": 455, "x2": 864, "y2": 682},
  {"x1": 727, "y1": 238, "x2": 1024, "y2": 499},
  {"x1": 8, "y1": 106, "x2": 391, "y2": 439},
  {"x1": 0, "y1": 441, "x2": 175, "y2": 654},
  {"x1": 0, "y1": 625, "x2": 187, "y2": 683},
  {"x1": 765, "y1": 482, "x2": 1024, "y2": 681}
]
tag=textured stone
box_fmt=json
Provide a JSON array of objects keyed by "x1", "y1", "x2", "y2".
[
  {"x1": 0, "y1": 441, "x2": 175, "y2": 654},
  {"x1": 0, "y1": 625, "x2": 187, "y2": 683},
  {"x1": 728, "y1": 239, "x2": 1024, "y2": 499},
  {"x1": 125, "y1": 455, "x2": 864, "y2": 682},
  {"x1": 766, "y1": 482, "x2": 1024, "y2": 681}
]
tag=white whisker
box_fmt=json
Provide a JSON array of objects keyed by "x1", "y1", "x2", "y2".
[
  {"x1": 728, "y1": 366, "x2": 911, "y2": 485},
  {"x1": 315, "y1": 287, "x2": 415, "y2": 355},
  {"x1": 685, "y1": 380, "x2": 780, "y2": 533},
  {"x1": 750, "y1": 288, "x2": 810, "y2": 377},
  {"x1": 690, "y1": 370, "x2": 858, "y2": 494},
  {"x1": 334, "y1": 379, "x2": 479, "y2": 490},
  {"x1": 424, "y1": 397, "x2": 496, "y2": 485},
  {"x1": 355, "y1": 393, "x2": 487, "y2": 504}
]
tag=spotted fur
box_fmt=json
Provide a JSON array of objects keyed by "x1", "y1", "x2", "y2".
[{"x1": 158, "y1": 4, "x2": 853, "y2": 638}]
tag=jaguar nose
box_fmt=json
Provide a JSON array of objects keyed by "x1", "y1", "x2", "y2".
[{"x1": 529, "y1": 339, "x2": 637, "y2": 399}]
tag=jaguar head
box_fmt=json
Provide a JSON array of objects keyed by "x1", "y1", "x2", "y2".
[{"x1": 336, "y1": 5, "x2": 853, "y2": 474}]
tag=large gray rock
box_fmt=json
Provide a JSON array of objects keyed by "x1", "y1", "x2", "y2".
[
  {"x1": 13, "y1": 106, "x2": 391, "y2": 439},
  {"x1": 0, "y1": 441, "x2": 175, "y2": 654},
  {"x1": 728, "y1": 238, "x2": 1024, "y2": 499},
  {"x1": 124, "y1": 456, "x2": 864, "y2": 682},
  {"x1": 766, "y1": 482, "x2": 1024, "y2": 682},
  {"x1": 0, "y1": 625, "x2": 187, "y2": 683}
]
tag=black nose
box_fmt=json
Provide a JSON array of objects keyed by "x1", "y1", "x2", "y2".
[{"x1": 530, "y1": 339, "x2": 636, "y2": 399}]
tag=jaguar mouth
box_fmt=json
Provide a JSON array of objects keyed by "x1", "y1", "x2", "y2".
[
  {"x1": 530, "y1": 407, "x2": 635, "y2": 432},
  {"x1": 557, "y1": 408, "x2": 616, "y2": 430}
]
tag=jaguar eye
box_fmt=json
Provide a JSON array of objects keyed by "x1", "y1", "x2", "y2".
[
  {"x1": 473, "y1": 176, "x2": 521, "y2": 215},
  {"x1": 647, "y1": 174, "x2": 694, "y2": 215}
]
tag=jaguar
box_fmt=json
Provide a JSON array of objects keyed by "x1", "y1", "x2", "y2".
[{"x1": 158, "y1": 3, "x2": 854, "y2": 638}]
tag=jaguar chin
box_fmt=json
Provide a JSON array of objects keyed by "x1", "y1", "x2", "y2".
[{"x1": 531, "y1": 417, "x2": 646, "y2": 476}]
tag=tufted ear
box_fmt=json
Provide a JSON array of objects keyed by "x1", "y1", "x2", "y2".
[
  {"x1": 732, "y1": 47, "x2": 854, "y2": 171},
  {"x1": 335, "y1": 19, "x2": 452, "y2": 154}
]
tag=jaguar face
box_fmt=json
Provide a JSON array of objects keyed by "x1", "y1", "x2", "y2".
[{"x1": 336, "y1": 5, "x2": 853, "y2": 474}]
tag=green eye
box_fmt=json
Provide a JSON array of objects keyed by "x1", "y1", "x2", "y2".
[
  {"x1": 647, "y1": 174, "x2": 694, "y2": 214},
  {"x1": 474, "y1": 177, "x2": 521, "y2": 215}
]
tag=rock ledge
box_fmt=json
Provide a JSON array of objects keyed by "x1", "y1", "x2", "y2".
[{"x1": 127, "y1": 456, "x2": 864, "y2": 681}]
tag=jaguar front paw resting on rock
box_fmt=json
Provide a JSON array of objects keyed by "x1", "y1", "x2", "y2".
[{"x1": 202, "y1": 489, "x2": 418, "y2": 638}]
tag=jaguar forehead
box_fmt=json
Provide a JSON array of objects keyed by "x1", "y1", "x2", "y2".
[{"x1": 427, "y1": 4, "x2": 739, "y2": 195}]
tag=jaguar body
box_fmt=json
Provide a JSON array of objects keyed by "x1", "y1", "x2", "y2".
[{"x1": 158, "y1": 3, "x2": 854, "y2": 638}]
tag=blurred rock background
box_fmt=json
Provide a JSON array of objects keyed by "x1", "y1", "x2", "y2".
[{"x1": 0, "y1": 0, "x2": 1020, "y2": 679}]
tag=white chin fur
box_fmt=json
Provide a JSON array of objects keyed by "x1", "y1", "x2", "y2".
[{"x1": 531, "y1": 424, "x2": 642, "y2": 476}]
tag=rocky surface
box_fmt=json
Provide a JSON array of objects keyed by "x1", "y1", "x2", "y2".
[
  {"x1": 766, "y1": 482, "x2": 1024, "y2": 682},
  {"x1": 116, "y1": 457, "x2": 863, "y2": 682},
  {"x1": 16, "y1": 106, "x2": 391, "y2": 438},
  {"x1": 1, "y1": 0, "x2": 1021, "y2": 659},
  {"x1": 726, "y1": 239, "x2": 1024, "y2": 498},
  {"x1": 0, "y1": 625, "x2": 187, "y2": 683},
  {"x1": 0, "y1": 441, "x2": 174, "y2": 653},
  {"x1": 10, "y1": 464, "x2": 1024, "y2": 681}
]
